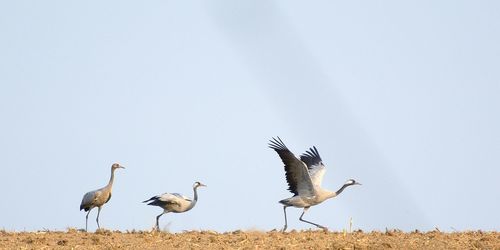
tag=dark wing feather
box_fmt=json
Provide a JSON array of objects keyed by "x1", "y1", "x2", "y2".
[
  {"x1": 269, "y1": 137, "x2": 314, "y2": 196},
  {"x1": 300, "y1": 146, "x2": 323, "y2": 169},
  {"x1": 143, "y1": 194, "x2": 182, "y2": 207},
  {"x1": 301, "y1": 146, "x2": 327, "y2": 187},
  {"x1": 146, "y1": 199, "x2": 178, "y2": 207}
]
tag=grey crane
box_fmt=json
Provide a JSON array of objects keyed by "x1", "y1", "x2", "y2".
[
  {"x1": 143, "y1": 181, "x2": 206, "y2": 230},
  {"x1": 79, "y1": 163, "x2": 125, "y2": 231},
  {"x1": 269, "y1": 137, "x2": 361, "y2": 231}
]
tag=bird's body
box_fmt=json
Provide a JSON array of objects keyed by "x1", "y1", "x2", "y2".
[
  {"x1": 144, "y1": 193, "x2": 194, "y2": 213},
  {"x1": 80, "y1": 163, "x2": 124, "y2": 231},
  {"x1": 279, "y1": 189, "x2": 336, "y2": 208},
  {"x1": 143, "y1": 181, "x2": 206, "y2": 230},
  {"x1": 269, "y1": 137, "x2": 360, "y2": 231},
  {"x1": 80, "y1": 187, "x2": 112, "y2": 211}
]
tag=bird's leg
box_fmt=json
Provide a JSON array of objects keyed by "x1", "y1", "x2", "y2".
[
  {"x1": 155, "y1": 212, "x2": 165, "y2": 231},
  {"x1": 96, "y1": 206, "x2": 102, "y2": 229},
  {"x1": 85, "y1": 210, "x2": 91, "y2": 232},
  {"x1": 282, "y1": 206, "x2": 288, "y2": 232},
  {"x1": 299, "y1": 207, "x2": 328, "y2": 231}
]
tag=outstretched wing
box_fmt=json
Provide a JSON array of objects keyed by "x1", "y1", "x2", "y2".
[
  {"x1": 300, "y1": 146, "x2": 326, "y2": 187},
  {"x1": 269, "y1": 137, "x2": 314, "y2": 197}
]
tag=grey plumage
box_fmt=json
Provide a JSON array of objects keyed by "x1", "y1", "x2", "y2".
[
  {"x1": 80, "y1": 163, "x2": 125, "y2": 231},
  {"x1": 269, "y1": 137, "x2": 361, "y2": 231},
  {"x1": 143, "y1": 181, "x2": 206, "y2": 231}
]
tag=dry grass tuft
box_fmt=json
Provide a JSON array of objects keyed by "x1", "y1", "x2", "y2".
[{"x1": 94, "y1": 228, "x2": 112, "y2": 235}]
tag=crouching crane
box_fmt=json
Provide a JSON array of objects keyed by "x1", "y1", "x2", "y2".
[{"x1": 143, "y1": 181, "x2": 206, "y2": 230}]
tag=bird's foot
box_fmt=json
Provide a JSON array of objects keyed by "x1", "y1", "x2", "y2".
[
  {"x1": 281, "y1": 226, "x2": 287, "y2": 232},
  {"x1": 319, "y1": 226, "x2": 329, "y2": 232}
]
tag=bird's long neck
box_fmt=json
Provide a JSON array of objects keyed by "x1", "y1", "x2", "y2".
[
  {"x1": 320, "y1": 183, "x2": 355, "y2": 201},
  {"x1": 106, "y1": 168, "x2": 116, "y2": 190},
  {"x1": 334, "y1": 183, "x2": 352, "y2": 197},
  {"x1": 187, "y1": 186, "x2": 199, "y2": 210},
  {"x1": 193, "y1": 186, "x2": 199, "y2": 201}
]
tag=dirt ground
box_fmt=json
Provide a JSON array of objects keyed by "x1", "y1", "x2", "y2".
[{"x1": 1, "y1": 229, "x2": 498, "y2": 249}]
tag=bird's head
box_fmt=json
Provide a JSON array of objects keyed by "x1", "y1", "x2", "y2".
[
  {"x1": 345, "y1": 179, "x2": 361, "y2": 186},
  {"x1": 111, "y1": 163, "x2": 125, "y2": 170},
  {"x1": 193, "y1": 181, "x2": 207, "y2": 188}
]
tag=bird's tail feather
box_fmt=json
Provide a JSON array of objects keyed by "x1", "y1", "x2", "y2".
[
  {"x1": 80, "y1": 203, "x2": 90, "y2": 212},
  {"x1": 80, "y1": 205, "x2": 90, "y2": 211},
  {"x1": 279, "y1": 199, "x2": 292, "y2": 206},
  {"x1": 142, "y1": 196, "x2": 157, "y2": 203}
]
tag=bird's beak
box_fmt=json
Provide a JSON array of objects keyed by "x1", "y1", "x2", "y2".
[
  {"x1": 200, "y1": 183, "x2": 207, "y2": 187},
  {"x1": 119, "y1": 166, "x2": 125, "y2": 169},
  {"x1": 355, "y1": 182, "x2": 362, "y2": 185}
]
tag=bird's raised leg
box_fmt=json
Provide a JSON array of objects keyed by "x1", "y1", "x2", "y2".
[
  {"x1": 96, "y1": 206, "x2": 102, "y2": 229},
  {"x1": 155, "y1": 212, "x2": 166, "y2": 231},
  {"x1": 85, "y1": 209, "x2": 91, "y2": 232},
  {"x1": 299, "y1": 207, "x2": 327, "y2": 231},
  {"x1": 282, "y1": 206, "x2": 288, "y2": 232}
]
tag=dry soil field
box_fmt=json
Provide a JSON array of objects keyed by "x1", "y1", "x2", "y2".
[{"x1": 1, "y1": 229, "x2": 498, "y2": 249}]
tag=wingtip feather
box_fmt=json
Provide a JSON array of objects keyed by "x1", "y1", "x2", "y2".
[{"x1": 269, "y1": 136, "x2": 288, "y2": 150}]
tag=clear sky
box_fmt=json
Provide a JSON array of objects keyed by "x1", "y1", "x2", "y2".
[{"x1": 0, "y1": 1, "x2": 499, "y2": 232}]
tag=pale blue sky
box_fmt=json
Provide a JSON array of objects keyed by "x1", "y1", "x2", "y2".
[{"x1": 0, "y1": 1, "x2": 499, "y2": 232}]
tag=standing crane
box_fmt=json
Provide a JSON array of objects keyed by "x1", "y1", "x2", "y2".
[
  {"x1": 143, "y1": 181, "x2": 206, "y2": 231},
  {"x1": 269, "y1": 137, "x2": 360, "y2": 231},
  {"x1": 79, "y1": 163, "x2": 125, "y2": 231}
]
